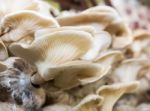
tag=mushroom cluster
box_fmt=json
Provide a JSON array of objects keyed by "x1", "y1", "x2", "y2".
[{"x1": 0, "y1": 0, "x2": 149, "y2": 111}]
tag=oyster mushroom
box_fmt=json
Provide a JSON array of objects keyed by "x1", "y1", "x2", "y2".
[
  {"x1": 0, "y1": 57, "x2": 45, "y2": 110},
  {"x1": 0, "y1": 39, "x2": 8, "y2": 60},
  {"x1": 0, "y1": 0, "x2": 59, "y2": 18},
  {"x1": 130, "y1": 30, "x2": 150, "y2": 58},
  {"x1": 10, "y1": 30, "x2": 104, "y2": 87},
  {"x1": 0, "y1": 102, "x2": 24, "y2": 111},
  {"x1": 35, "y1": 26, "x2": 112, "y2": 61},
  {"x1": 114, "y1": 58, "x2": 149, "y2": 82},
  {"x1": 96, "y1": 82, "x2": 139, "y2": 111},
  {"x1": 73, "y1": 94, "x2": 103, "y2": 111},
  {"x1": 0, "y1": 10, "x2": 59, "y2": 43},
  {"x1": 95, "y1": 50, "x2": 123, "y2": 69},
  {"x1": 56, "y1": 6, "x2": 132, "y2": 48}
]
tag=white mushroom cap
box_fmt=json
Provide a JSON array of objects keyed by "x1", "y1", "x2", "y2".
[
  {"x1": 0, "y1": 10, "x2": 59, "y2": 42},
  {"x1": 96, "y1": 81, "x2": 139, "y2": 111}
]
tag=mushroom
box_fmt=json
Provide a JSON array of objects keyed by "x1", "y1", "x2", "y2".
[
  {"x1": 95, "y1": 50, "x2": 123, "y2": 69},
  {"x1": 96, "y1": 82, "x2": 139, "y2": 111},
  {"x1": 35, "y1": 26, "x2": 112, "y2": 61},
  {"x1": 73, "y1": 94, "x2": 103, "y2": 111},
  {"x1": 9, "y1": 30, "x2": 110, "y2": 88},
  {"x1": 130, "y1": 30, "x2": 150, "y2": 58},
  {"x1": 0, "y1": 57, "x2": 46, "y2": 110},
  {"x1": 0, "y1": 0, "x2": 59, "y2": 18},
  {"x1": 0, "y1": 39, "x2": 8, "y2": 60},
  {"x1": 114, "y1": 58, "x2": 149, "y2": 82},
  {"x1": 56, "y1": 6, "x2": 132, "y2": 48},
  {"x1": 0, "y1": 10, "x2": 59, "y2": 43}
]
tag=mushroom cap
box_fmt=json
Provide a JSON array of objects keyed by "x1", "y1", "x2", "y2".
[
  {"x1": 56, "y1": 6, "x2": 132, "y2": 48},
  {"x1": 73, "y1": 94, "x2": 103, "y2": 111},
  {"x1": 50, "y1": 61, "x2": 110, "y2": 89},
  {"x1": 95, "y1": 50, "x2": 123, "y2": 68},
  {"x1": 114, "y1": 58, "x2": 149, "y2": 82},
  {"x1": 35, "y1": 27, "x2": 112, "y2": 61},
  {"x1": 96, "y1": 81, "x2": 139, "y2": 111},
  {"x1": 0, "y1": 0, "x2": 58, "y2": 17},
  {"x1": 9, "y1": 30, "x2": 97, "y2": 86},
  {"x1": 0, "y1": 10, "x2": 58, "y2": 42}
]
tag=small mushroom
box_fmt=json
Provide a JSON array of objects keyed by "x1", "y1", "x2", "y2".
[
  {"x1": 0, "y1": 0, "x2": 59, "y2": 17},
  {"x1": 56, "y1": 6, "x2": 132, "y2": 48},
  {"x1": 0, "y1": 10, "x2": 58, "y2": 43},
  {"x1": 73, "y1": 94, "x2": 103, "y2": 111},
  {"x1": 96, "y1": 82, "x2": 139, "y2": 111},
  {"x1": 114, "y1": 58, "x2": 149, "y2": 82},
  {"x1": 95, "y1": 50, "x2": 123, "y2": 69}
]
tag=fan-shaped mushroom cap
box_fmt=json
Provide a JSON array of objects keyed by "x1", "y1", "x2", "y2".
[
  {"x1": 114, "y1": 59, "x2": 149, "y2": 82},
  {"x1": 0, "y1": 10, "x2": 59, "y2": 42},
  {"x1": 34, "y1": 26, "x2": 96, "y2": 38},
  {"x1": 95, "y1": 50, "x2": 123, "y2": 68},
  {"x1": 9, "y1": 30, "x2": 105, "y2": 86},
  {"x1": 130, "y1": 30, "x2": 150, "y2": 58},
  {"x1": 96, "y1": 82, "x2": 139, "y2": 111},
  {"x1": 73, "y1": 94, "x2": 103, "y2": 111},
  {"x1": 0, "y1": 39, "x2": 8, "y2": 60},
  {"x1": 35, "y1": 27, "x2": 112, "y2": 61},
  {"x1": 50, "y1": 61, "x2": 110, "y2": 89},
  {"x1": 56, "y1": 6, "x2": 132, "y2": 48},
  {"x1": 0, "y1": 0, "x2": 58, "y2": 18}
]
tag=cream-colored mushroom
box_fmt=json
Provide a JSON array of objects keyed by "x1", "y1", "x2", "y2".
[
  {"x1": 0, "y1": 39, "x2": 8, "y2": 60},
  {"x1": 10, "y1": 30, "x2": 107, "y2": 86},
  {"x1": 0, "y1": 0, "x2": 58, "y2": 18},
  {"x1": 73, "y1": 94, "x2": 103, "y2": 111},
  {"x1": 96, "y1": 82, "x2": 139, "y2": 111},
  {"x1": 114, "y1": 59, "x2": 149, "y2": 82},
  {"x1": 35, "y1": 26, "x2": 112, "y2": 61},
  {"x1": 0, "y1": 10, "x2": 58, "y2": 43},
  {"x1": 95, "y1": 50, "x2": 123, "y2": 69},
  {"x1": 51, "y1": 61, "x2": 110, "y2": 89},
  {"x1": 56, "y1": 6, "x2": 132, "y2": 48},
  {"x1": 130, "y1": 30, "x2": 150, "y2": 58}
]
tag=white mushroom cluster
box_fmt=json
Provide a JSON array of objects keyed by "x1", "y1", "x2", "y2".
[{"x1": 0, "y1": 0, "x2": 149, "y2": 111}]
